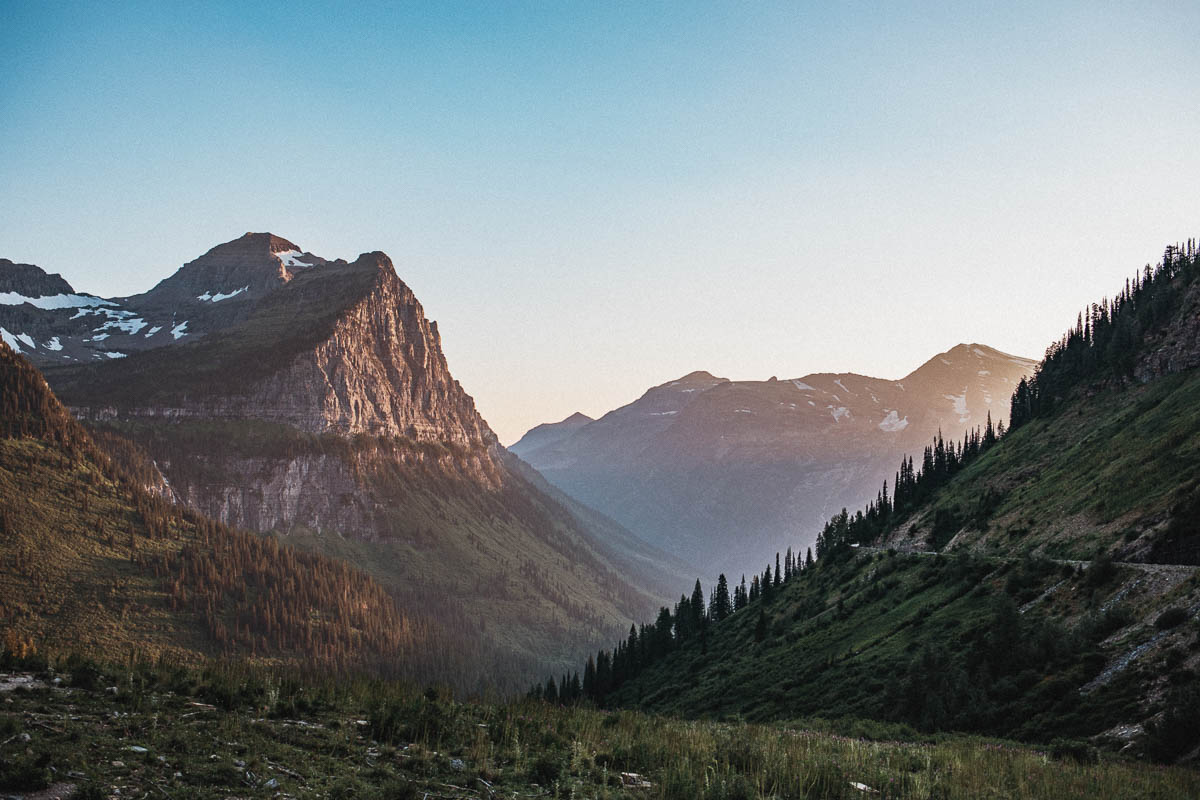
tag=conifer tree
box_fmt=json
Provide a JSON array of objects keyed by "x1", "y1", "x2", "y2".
[
  {"x1": 712, "y1": 574, "x2": 732, "y2": 621},
  {"x1": 583, "y1": 655, "x2": 596, "y2": 700}
]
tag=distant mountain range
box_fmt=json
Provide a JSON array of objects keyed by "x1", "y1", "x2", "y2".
[
  {"x1": 0, "y1": 233, "x2": 694, "y2": 686},
  {"x1": 512, "y1": 345, "x2": 1037, "y2": 577}
]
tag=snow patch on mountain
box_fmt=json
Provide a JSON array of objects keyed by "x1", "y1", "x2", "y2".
[
  {"x1": 792, "y1": 380, "x2": 815, "y2": 391},
  {"x1": 829, "y1": 406, "x2": 850, "y2": 422},
  {"x1": 96, "y1": 316, "x2": 148, "y2": 335},
  {"x1": 171, "y1": 321, "x2": 189, "y2": 339},
  {"x1": 944, "y1": 391, "x2": 969, "y2": 422},
  {"x1": 197, "y1": 286, "x2": 249, "y2": 303},
  {"x1": 0, "y1": 292, "x2": 117, "y2": 310},
  {"x1": 275, "y1": 250, "x2": 312, "y2": 267},
  {"x1": 878, "y1": 410, "x2": 909, "y2": 432},
  {"x1": 1, "y1": 328, "x2": 24, "y2": 352},
  {"x1": 44, "y1": 337, "x2": 62, "y2": 351}
]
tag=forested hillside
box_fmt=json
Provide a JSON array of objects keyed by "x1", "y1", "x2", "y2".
[{"x1": 0, "y1": 341, "x2": 538, "y2": 690}]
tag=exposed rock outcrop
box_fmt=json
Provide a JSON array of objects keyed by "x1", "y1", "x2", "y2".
[
  {"x1": 0, "y1": 259, "x2": 76, "y2": 297},
  {"x1": 1136, "y1": 280, "x2": 1200, "y2": 383}
]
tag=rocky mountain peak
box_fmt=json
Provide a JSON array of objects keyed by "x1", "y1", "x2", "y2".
[
  {"x1": 0, "y1": 259, "x2": 76, "y2": 298},
  {"x1": 49, "y1": 238, "x2": 496, "y2": 448},
  {"x1": 128, "y1": 232, "x2": 327, "y2": 309},
  {"x1": 674, "y1": 370, "x2": 726, "y2": 384},
  {"x1": 904, "y1": 343, "x2": 1037, "y2": 383}
]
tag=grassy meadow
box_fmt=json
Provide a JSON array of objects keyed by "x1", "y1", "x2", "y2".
[{"x1": 0, "y1": 652, "x2": 1197, "y2": 800}]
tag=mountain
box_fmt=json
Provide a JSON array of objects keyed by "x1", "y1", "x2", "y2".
[
  {"x1": 0, "y1": 234, "x2": 335, "y2": 366},
  {"x1": 510, "y1": 411, "x2": 593, "y2": 455},
  {"x1": 13, "y1": 233, "x2": 692, "y2": 684},
  {"x1": 556, "y1": 240, "x2": 1200, "y2": 762},
  {"x1": 0, "y1": 340, "x2": 485, "y2": 686},
  {"x1": 512, "y1": 345, "x2": 1037, "y2": 577}
]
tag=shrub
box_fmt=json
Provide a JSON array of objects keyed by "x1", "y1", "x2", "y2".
[
  {"x1": 1084, "y1": 553, "x2": 1117, "y2": 588},
  {"x1": 527, "y1": 752, "x2": 563, "y2": 785},
  {"x1": 377, "y1": 778, "x2": 419, "y2": 800},
  {"x1": 1146, "y1": 685, "x2": 1200, "y2": 762},
  {"x1": 0, "y1": 748, "x2": 51, "y2": 792},
  {"x1": 1155, "y1": 607, "x2": 1189, "y2": 630},
  {"x1": 1050, "y1": 738, "x2": 1099, "y2": 764}
]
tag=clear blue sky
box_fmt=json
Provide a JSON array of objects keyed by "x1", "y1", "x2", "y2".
[{"x1": 3, "y1": 1, "x2": 1199, "y2": 443}]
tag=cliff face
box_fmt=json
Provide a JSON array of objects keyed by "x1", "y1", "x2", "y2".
[{"x1": 246, "y1": 256, "x2": 494, "y2": 444}]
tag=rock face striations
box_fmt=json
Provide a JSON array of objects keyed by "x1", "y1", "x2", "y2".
[
  {"x1": 31, "y1": 233, "x2": 689, "y2": 682},
  {"x1": 512, "y1": 345, "x2": 1037, "y2": 577}
]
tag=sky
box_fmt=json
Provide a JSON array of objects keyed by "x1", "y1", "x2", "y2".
[{"x1": 3, "y1": 2, "x2": 1199, "y2": 444}]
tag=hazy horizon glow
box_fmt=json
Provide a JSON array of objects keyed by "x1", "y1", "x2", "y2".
[{"x1": 3, "y1": 2, "x2": 1199, "y2": 443}]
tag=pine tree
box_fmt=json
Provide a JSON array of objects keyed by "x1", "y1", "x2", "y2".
[
  {"x1": 583, "y1": 655, "x2": 597, "y2": 700},
  {"x1": 712, "y1": 574, "x2": 732, "y2": 622}
]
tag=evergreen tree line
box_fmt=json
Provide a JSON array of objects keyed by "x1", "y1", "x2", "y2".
[
  {"x1": 0, "y1": 342, "x2": 86, "y2": 451},
  {"x1": 536, "y1": 418, "x2": 1014, "y2": 705},
  {"x1": 531, "y1": 546, "x2": 817, "y2": 704},
  {"x1": 1010, "y1": 240, "x2": 1200, "y2": 429},
  {"x1": 819, "y1": 240, "x2": 1200, "y2": 556},
  {"x1": 815, "y1": 416, "x2": 1003, "y2": 556}
]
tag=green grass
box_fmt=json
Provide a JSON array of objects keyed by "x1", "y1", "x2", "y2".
[
  {"x1": 1, "y1": 652, "x2": 1197, "y2": 800},
  {"x1": 606, "y1": 551, "x2": 1200, "y2": 749},
  {"x1": 895, "y1": 369, "x2": 1200, "y2": 560}
]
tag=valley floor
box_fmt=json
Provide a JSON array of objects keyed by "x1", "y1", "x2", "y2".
[{"x1": 0, "y1": 657, "x2": 1198, "y2": 800}]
